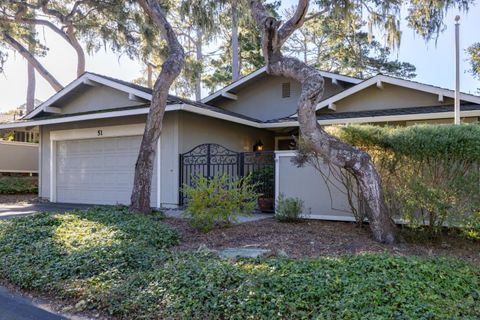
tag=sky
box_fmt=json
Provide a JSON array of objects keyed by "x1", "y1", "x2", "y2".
[{"x1": 0, "y1": 1, "x2": 479, "y2": 113}]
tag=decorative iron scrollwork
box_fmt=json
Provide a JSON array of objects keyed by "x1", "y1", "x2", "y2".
[{"x1": 179, "y1": 144, "x2": 275, "y2": 205}]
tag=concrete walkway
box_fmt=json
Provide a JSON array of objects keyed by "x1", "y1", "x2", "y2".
[
  {"x1": 0, "y1": 286, "x2": 66, "y2": 320},
  {"x1": 0, "y1": 203, "x2": 93, "y2": 220},
  {"x1": 0, "y1": 203, "x2": 273, "y2": 223}
]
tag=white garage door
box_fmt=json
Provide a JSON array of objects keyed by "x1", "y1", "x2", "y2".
[{"x1": 56, "y1": 136, "x2": 157, "y2": 205}]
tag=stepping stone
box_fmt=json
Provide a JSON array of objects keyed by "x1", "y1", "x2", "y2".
[{"x1": 218, "y1": 248, "x2": 270, "y2": 259}]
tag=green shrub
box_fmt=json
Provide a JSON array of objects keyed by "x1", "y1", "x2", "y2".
[
  {"x1": 0, "y1": 176, "x2": 38, "y2": 194},
  {"x1": 275, "y1": 193, "x2": 305, "y2": 222},
  {"x1": 250, "y1": 166, "x2": 275, "y2": 198},
  {"x1": 0, "y1": 209, "x2": 479, "y2": 320},
  {"x1": 325, "y1": 124, "x2": 480, "y2": 237},
  {"x1": 182, "y1": 174, "x2": 259, "y2": 232}
]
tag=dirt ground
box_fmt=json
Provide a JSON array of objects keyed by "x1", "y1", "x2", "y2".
[
  {"x1": 0, "y1": 194, "x2": 38, "y2": 205},
  {"x1": 164, "y1": 217, "x2": 480, "y2": 264}
]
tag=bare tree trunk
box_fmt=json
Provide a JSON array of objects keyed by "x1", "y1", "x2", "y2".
[
  {"x1": 26, "y1": 62, "x2": 35, "y2": 113},
  {"x1": 26, "y1": 24, "x2": 36, "y2": 114},
  {"x1": 131, "y1": 0, "x2": 185, "y2": 213},
  {"x1": 3, "y1": 33, "x2": 63, "y2": 91},
  {"x1": 231, "y1": 0, "x2": 240, "y2": 81},
  {"x1": 195, "y1": 28, "x2": 203, "y2": 101},
  {"x1": 26, "y1": 54, "x2": 36, "y2": 114},
  {"x1": 66, "y1": 25, "x2": 86, "y2": 76},
  {"x1": 147, "y1": 62, "x2": 153, "y2": 89},
  {"x1": 11, "y1": 14, "x2": 85, "y2": 78},
  {"x1": 249, "y1": 0, "x2": 398, "y2": 244}
]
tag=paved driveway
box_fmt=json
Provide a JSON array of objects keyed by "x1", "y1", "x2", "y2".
[
  {"x1": 0, "y1": 203, "x2": 94, "y2": 220},
  {"x1": 0, "y1": 286, "x2": 67, "y2": 320}
]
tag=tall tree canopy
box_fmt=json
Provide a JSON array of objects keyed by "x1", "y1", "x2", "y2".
[
  {"x1": 283, "y1": 8, "x2": 416, "y2": 79},
  {"x1": 467, "y1": 42, "x2": 480, "y2": 92},
  {"x1": 0, "y1": 0, "x2": 142, "y2": 108},
  {"x1": 133, "y1": 0, "x2": 220, "y2": 100}
]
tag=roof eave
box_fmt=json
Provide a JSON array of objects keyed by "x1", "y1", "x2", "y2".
[
  {"x1": 313, "y1": 75, "x2": 480, "y2": 112},
  {"x1": 25, "y1": 73, "x2": 153, "y2": 120},
  {"x1": 201, "y1": 67, "x2": 362, "y2": 104}
]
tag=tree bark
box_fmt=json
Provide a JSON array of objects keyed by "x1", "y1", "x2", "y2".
[
  {"x1": 66, "y1": 25, "x2": 86, "y2": 76},
  {"x1": 131, "y1": 0, "x2": 185, "y2": 214},
  {"x1": 231, "y1": 0, "x2": 240, "y2": 81},
  {"x1": 147, "y1": 62, "x2": 153, "y2": 89},
  {"x1": 26, "y1": 42, "x2": 36, "y2": 113},
  {"x1": 195, "y1": 28, "x2": 203, "y2": 101},
  {"x1": 249, "y1": 0, "x2": 398, "y2": 244},
  {"x1": 3, "y1": 33, "x2": 63, "y2": 91},
  {"x1": 9, "y1": 4, "x2": 86, "y2": 77}
]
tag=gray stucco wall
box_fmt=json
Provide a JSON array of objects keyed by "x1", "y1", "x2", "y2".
[
  {"x1": 179, "y1": 112, "x2": 275, "y2": 153},
  {"x1": 39, "y1": 111, "x2": 273, "y2": 206},
  {"x1": 327, "y1": 83, "x2": 453, "y2": 113},
  {"x1": 0, "y1": 141, "x2": 38, "y2": 173},
  {"x1": 277, "y1": 153, "x2": 355, "y2": 220},
  {"x1": 59, "y1": 85, "x2": 145, "y2": 114},
  {"x1": 216, "y1": 75, "x2": 345, "y2": 121},
  {"x1": 39, "y1": 114, "x2": 178, "y2": 206}
]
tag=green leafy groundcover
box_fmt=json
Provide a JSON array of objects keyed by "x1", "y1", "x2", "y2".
[
  {"x1": 0, "y1": 207, "x2": 479, "y2": 319},
  {"x1": 0, "y1": 176, "x2": 38, "y2": 194}
]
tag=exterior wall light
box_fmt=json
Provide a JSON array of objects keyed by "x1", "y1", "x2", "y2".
[{"x1": 253, "y1": 140, "x2": 264, "y2": 152}]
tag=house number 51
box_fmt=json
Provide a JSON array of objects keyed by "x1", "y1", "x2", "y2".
[{"x1": 97, "y1": 130, "x2": 103, "y2": 136}]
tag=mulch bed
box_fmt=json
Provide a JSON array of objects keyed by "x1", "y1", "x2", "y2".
[
  {"x1": 163, "y1": 217, "x2": 480, "y2": 264},
  {"x1": 0, "y1": 194, "x2": 38, "y2": 204}
]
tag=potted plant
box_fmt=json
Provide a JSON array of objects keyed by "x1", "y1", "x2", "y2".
[{"x1": 250, "y1": 166, "x2": 275, "y2": 212}]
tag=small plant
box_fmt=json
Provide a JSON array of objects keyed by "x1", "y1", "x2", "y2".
[
  {"x1": 250, "y1": 166, "x2": 275, "y2": 198},
  {"x1": 0, "y1": 176, "x2": 38, "y2": 194},
  {"x1": 182, "y1": 174, "x2": 259, "y2": 232},
  {"x1": 275, "y1": 193, "x2": 305, "y2": 222}
]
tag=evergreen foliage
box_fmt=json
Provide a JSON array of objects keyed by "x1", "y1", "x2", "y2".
[{"x1": 328, "y1": 124, "x2": 480, "y2": 237}]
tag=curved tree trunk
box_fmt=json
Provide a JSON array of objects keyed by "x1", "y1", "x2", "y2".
[
  {"x1": 249, "y1": 0, "x2": 398, "y2": 244},
  {"x1": 66, "y1": 25, "x2": 86, "y2": 76},
  {"x1": 3, "y1": 33, "x2": 63, "y2": 91},
  {"x1": 11, "y1": 15, "x2": 86, "y2": 78},
  {"x1": 130, "y1": 0, "x2": 185, "y2": 213}
]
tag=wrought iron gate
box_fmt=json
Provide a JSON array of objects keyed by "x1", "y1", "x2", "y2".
[{"x1": 179, "y1": 143, "x2": 275, "y2": 205}]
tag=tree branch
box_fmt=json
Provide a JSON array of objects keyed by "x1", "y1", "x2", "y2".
[
  {"x1": 2, "y1": 32, "x2": 63, "y2": 91},
  {"x1": 1, "y1": 16, "x2": 71, "y2": 44},
  {"x1": 277, "y1": 0, "x2": 309, "y2": 46}
]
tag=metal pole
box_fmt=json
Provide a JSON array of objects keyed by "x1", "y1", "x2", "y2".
[{"x1": 454, "y1": 15, "x2": 461, "y2": 125}]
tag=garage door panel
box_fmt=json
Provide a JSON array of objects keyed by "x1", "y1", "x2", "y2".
[{"x1": 56, "y1": 136, "x2": 157, "y2": 206}]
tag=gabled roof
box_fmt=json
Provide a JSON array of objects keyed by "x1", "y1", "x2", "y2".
[
  {"x1": 314, "y1": 74, "x2": 480, "y2": 111},
  {"x1": 24, "y1": 72, "x2": 259, "y2": 123},
  {"x1": 2, "y1": 72, "x2": 264, "y2": 129},
  {"x1": 270, "y1": 104, "x2": 480, "y2": 123},
  {"x1": 25, "y1": 72, "x2": 154, "y2": 119},
  {"x1": 201, "y1": 66, "x2": 363, "y2": 104}
]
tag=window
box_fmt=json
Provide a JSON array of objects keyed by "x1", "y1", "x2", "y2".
[{"x1": 282, "y1": 82, "x2": 291, "y2": 98}]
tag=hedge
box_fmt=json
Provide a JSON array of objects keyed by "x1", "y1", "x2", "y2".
[
  {"x1": 327, "y1": 124, "x2": 480, "y2": 237},
  {"x1": 0, "y1": 176, "x2": 38, "y2": 194}
]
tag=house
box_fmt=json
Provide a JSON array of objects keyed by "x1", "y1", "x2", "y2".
[{"x1": 0, "y1": 68, "x2": 479, "y2": 220}]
